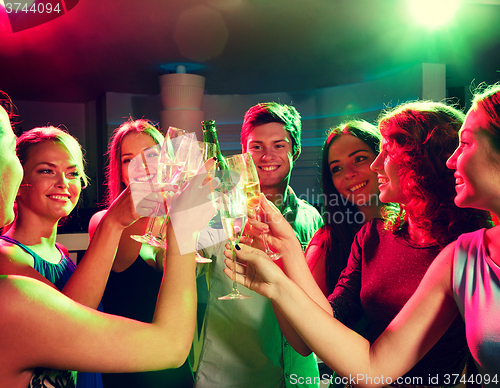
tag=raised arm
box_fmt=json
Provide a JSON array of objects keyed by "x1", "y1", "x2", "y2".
[
  {"x1": 224, "y1": 241, "x2": 460, "y2": 387},
  {"x1": 1, "y1": 221, "x2": 196, "y2": 385},
  {"x1": 305, "y1": 241, "x2": 328, "y2": 296},
  {"x1": 256, "y1": 197, "x2": 331, "y2": 314},
  {"x1": 245, "y1": 195, "x2": 332, "y2": 355},
  {"x1": 2, "y1": 166, "x2": 216, "y2": 386}
]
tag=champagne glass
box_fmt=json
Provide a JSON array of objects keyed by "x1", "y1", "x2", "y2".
[
  {"x1": 152, "y1": 138, "x2": 215, "y2": 256},
  {"x1": 147, "y1": 132, "x2": 200, "y2": 248},
  {"x1": 218, "y1": 184, "x2": 251, "y2": 300},
  {"x1": 127, "y1": 144, "x2": 162, "y2": 245},
  {"x1": 225, "y1": 153, "x2": 282, "y2": 260},
  {"x1": 162, "y1": 139, "x2": 215, "y2": 261},
  {"x1": 130, "y1": 127, "x2": 191, "y2": 246}
]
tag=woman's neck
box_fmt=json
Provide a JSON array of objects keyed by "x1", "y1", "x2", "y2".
[
  {"x1": 357, "y1": 202, "x2": 383, "y2": 223},
  {"x1": 5, "y1": 211, "x2": 59, "y2": 247}
]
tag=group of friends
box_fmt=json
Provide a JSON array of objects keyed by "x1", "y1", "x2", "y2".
[{"x1": 0, "y1": 82, "x2": 499, "y2": 388}]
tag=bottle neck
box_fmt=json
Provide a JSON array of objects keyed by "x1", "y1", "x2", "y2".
[
  {"x1": 202, "y1": 121, "x2": 228, "y2": 171},
  {"x1": 202, "y1": 128, "x2": 218, "y2": 144}
]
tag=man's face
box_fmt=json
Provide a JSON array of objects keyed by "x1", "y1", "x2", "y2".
[{"x1": 245, "y1": 122, "x2": 296, "y2": 193}]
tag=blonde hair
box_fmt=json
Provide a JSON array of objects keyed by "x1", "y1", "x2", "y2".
[{"x1": 16, "y1": 126, "x2": 89, "y2": 188}]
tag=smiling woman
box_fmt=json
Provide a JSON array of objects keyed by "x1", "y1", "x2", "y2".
[
  {"x1": 17, "y1": 140, "x2": 83, "y2": 226},
  {"x1": 0, "y1": 126, "x2": 106, "y2": 388},
  {"x1": 305, "y1": 120, "x2": 382, "y2": 297},
  {"x1": 324, "y1": 102, "x2": 493, "y2": 386}
]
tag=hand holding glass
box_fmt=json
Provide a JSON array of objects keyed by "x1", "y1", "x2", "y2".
[
  {"x1": 130, "y1": 127, "x2": 198, "y2": 247},
  {"x1": 225, "y1": 153, "x2": 282, "y2": 260}
]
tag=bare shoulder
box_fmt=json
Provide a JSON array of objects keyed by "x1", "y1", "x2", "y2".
[
  {"x1": 0, "y1": 242, "x2": 56, "y2": 287},
  {"x1": 0, "y1": 276, "x2": 32, "y2": 372},
  {"x1": 88, "y1": 209, "x2": 108, "y2": 239},
  {"x1": 0, "y1": 238, "x2": 35, "y2": 272},
  {"x1": 0, "y1": 275, "x2": 41, "y2": 312},
  {"x1": 0, "y1": 276, "x2": 58, "y2": 340}
]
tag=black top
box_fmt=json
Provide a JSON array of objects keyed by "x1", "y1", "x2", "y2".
[{"x1": 101, "y1": 256, "x2": 193, "y2": 388}]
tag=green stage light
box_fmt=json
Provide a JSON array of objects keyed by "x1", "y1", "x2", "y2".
[{"x1": 408, "y1": 0, "x2": 460, "y2": 29}]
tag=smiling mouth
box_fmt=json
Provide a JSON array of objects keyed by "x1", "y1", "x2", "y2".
[
  {"x1": 47, "y1": 195, "x2": 70, "y2": 201},
  {"x1": 455, "y1": 176, "x2": 464, "y2": 185},
  {"x1": 259, "y1": 166, "x2": 279, "y2": 172},
  {"x1": 349, "y1": 181, "x2": 367, "y2": 192},
  {"x1": 134, "y1": 174, "x2": 156, "y2": 182},
  {"x1": 378, "y1": 177, "x2": 389, "y2": 185}
]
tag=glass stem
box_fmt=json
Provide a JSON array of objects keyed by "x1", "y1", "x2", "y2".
[
  {"x1": 155, "y1": 211, "x2": 170, "y2": 241},
  {"x1": 145, "y1": 204, "x2": 161, "y2": 236},
  {"x1": 232, "y1": 232, "x2": 244, "y2": 292}
]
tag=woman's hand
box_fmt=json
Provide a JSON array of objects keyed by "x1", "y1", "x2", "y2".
[
  {"x1": 105, "y1": 180, "x2": 179, "y2": 230},
  {"x1": 223, "y1": 243, "x2": 286, "y2": 300},
  {"x1": 104, "y1": 183, "x2": 141, "y2": 229},
  {"x1": 168, "y1": 158, "x2": 218, "y2": 254},
  {"x1": 246, "y1": 194, "x2": 302, "y2": 255}
]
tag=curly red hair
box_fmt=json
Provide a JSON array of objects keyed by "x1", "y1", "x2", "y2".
[{"x1": 379, "y1": 101, "x2": 491, "y2": 247}]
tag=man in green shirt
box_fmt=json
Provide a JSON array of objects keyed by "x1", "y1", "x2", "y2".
[{"x1": 195, "y1": 102, "x2": 323, "y2": 388}]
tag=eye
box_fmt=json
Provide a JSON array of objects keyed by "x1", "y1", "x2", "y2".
[
  {"x1": 275, "y1": 144, "x2": 285, "y2": 149},
  {"x1": 331, "y1": 165, "x2": 342, "y2": 174},
  {"x1": 250, "y1": 145, "x2": 262, "y2": 151},
  {"x1": 38, "y1": 168, "x2": 53, "y2": 175},
  {"x1": 122, "y1": 158, "x2": 132, "y2": 164},
  {"x1": 354, "y1": 155, "x2": 368, "y2": 163},
  {"x1": 68, "y1": 171, "x2": 80, "y2": 178},
  {"x1": 381, "y1": 148, "x2": 393, "y2": 161}
]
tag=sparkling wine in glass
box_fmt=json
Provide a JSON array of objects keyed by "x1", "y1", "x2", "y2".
[
  {"x1": 226, "y1": 153, "x2": 282, "y2": 260},
  {"x1": 218, "y1": 184, "x2": 251, "y2": 300}
]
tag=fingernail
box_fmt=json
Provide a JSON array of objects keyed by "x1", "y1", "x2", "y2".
[{"x1": 235, "y1": 244, "x2": 241, "y2": 251}]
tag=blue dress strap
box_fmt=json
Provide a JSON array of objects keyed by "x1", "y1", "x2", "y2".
[{"x1": 0, "y1": 235, "x2": 76, "y2": 290}]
